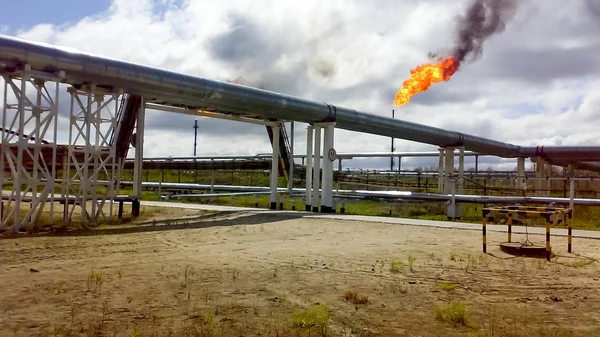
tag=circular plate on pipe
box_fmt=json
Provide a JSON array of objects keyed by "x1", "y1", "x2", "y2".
[{"x1": 499, "y1": 241, "x2": 549, "y2": 258}]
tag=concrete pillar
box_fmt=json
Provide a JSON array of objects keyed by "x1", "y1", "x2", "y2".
[
  {"x1": 269, "y1": 123, "x2": 280, "y2": 210},
  {"x1": 321, "y1": 124, "x2": 335, "y2": 213},
  {"x1": 311, "y1": 126, "x2": 322, "y2": 212},
  {"x1": 305, "y1": 126, "x2": 313, "y2": 211}
]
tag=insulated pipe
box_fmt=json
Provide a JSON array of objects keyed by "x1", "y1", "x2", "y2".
[
  {"x1": 305, "y1": 126, "x2": 313, "y2": 211},
  {"x1": 269, "y1": 124, "x2": 280, "y2": 210},
  {"x1": 0, "y1": 34, "x2": 518, "y2": 157},
  {"x1": 5, "y1": 35, "x2": 600, "y2": 162},
  {"x1": 312, "y1": 126, "x2": 322, "y2": 212}
]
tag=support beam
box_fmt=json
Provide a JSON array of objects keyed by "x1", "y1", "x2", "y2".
[
  {"x1": 517, "y1": 157, "x2": 525, "y2": 189},
  {"x1": 1, "y1": 66, "x2": 62, "y2": 231},
  {"x1": 455, "y1": 147, "x2": 465, "y2": 218},
  {"x1": 311, "y1": 126, "x2": 322, "y2": 212},
  {"x1": 288, "y1": 121, "x2": 295, "y2": 197},
  {"x1": 305, "y1": 126, "x2": 313, "y2": 211},
  {"x1": 438, "y1": 148, "x2": 445, "y2": 192},
  {"x1": 64, "y1": 85, "x2": 121, "y2": 225},
  {"x1": 321, "y1": 123, "x2": 335, "y2": 213},
  {"x1": 269, "y1": 123, "x2": 280, "y2": 210},
  {"x1": 133, "y1": 97, "x2": 146, "y2": 195}
]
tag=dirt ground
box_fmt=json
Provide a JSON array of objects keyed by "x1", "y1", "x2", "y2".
[{"x1": 1, "y1": 209, "x2": 600, "y2": 337}]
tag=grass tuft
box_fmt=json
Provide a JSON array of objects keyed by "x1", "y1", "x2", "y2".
[
  {"x1": 292, "y1": 304, "x2": 329, "y2": 328},
  {"x1": 435, "y1": 301, "x2": 467, "y2": 327},
  {"x1": 439, "y1": 282, "x2": 456, "y2": 291},
  {"x1": 343, "y1": 290, "x2": 370, "y2": 305},
  {"x1": 390, "y1": 260, "x2": 404, "y2": 273}
]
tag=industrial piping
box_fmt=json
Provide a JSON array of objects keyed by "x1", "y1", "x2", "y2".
[{"x1": 1, "y1": 34, "x2": 599, "y2": 161}]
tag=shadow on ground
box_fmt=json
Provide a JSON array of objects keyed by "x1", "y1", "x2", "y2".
[{"x1": 0, "y1": 211, "x2": 307, "y2": 239}]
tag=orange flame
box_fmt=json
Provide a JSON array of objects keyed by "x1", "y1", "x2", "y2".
[
  {"x1": 394, "y1": 57, "x2": 459, "y2": 106},
  {"x1": 198, "y1": 109, "x2": 217, "y2": 119}
]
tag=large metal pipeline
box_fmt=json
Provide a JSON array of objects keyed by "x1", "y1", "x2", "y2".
[
  {"x1": 2, "y1": 34, "x2": 600, "y2": 161},
  {"x1": 0, "y1": 34, "x2": 519, "y2": 156}
]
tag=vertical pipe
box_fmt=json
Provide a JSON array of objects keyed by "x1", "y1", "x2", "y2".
[
  {"x1": 305, "y1": 126, "x2": 313, "y2": 211},
  {"x1": 321, "y1": 124, "x2": 334, "y2": 213},
  {"x1": 193, "y1": 119, "x2": 198, "y2": 156},
  {"x1": 132, "y1": 96, "x2": 145, "y2": 217},
  {"x1": 0, "y1": 77, "x2": 7, "y2": 226},
  {"x1": 438, "y1": 148, "x2": 444, "y2": 193},
  {"x1": 269, "y1": 123, "x2": 280, "y2": 210},
  {"x1": 482, "y1": 216, "x2": 487, "y2": 253},
  {"x1": 312, "y1": 126, "x2": 322, "y2": 212},
  {"x1": 288, "y1": 121, "x2": 295, "y2": 197},
  {"x1": 568, "y1": 209, "x2": 573, "y2": 253},
  {"x1": 507, "y1": 213, "x2": 513, "y2": 242},
  {"x1": 545, "y1": 216, "x2": 551, "y2": 261},
  {"x1": 475, "y1": 155, "x2": 479, "y2": 173},
  {"x1": 133, "y1": 97, "x2": 145, "y2": 199}
]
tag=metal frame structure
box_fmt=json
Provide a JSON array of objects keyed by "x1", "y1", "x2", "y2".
[
  {"x1": 1, "y1": 65, "x2": 62, "y2": 230},
  {"x1": 482, "y1": 206, "x2": 573, "y2": 260},
  {"x1": 62, "y1": 85, "x2": 122, "y2": 226}
]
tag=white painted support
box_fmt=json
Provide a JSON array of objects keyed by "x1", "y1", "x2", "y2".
[
  {"x1": 534, "y1": 157, "x2": 545, "y2": 196},
  {"x1": 1, "y1": 66, "x2": 62, "y2": 231},
  {"x1": 568, "y1": 164, "x2": 575, "y2": 211},
  {"x1": 133, "y1": 96, "x2": 146, "y2": 199},
  {"x1": 438, "y1": 148, "x2": 445, "y2": 192},
  {"x1": 444, "y1": 147, "x2": 456, "y2": 219},
  {"x1": 444, "y1": 148, "x2": 454, "y2": 194},
  {"x1": 305, "y1": 126, "x2": 313, "y2": 211},
  {"x1": 321, "y1": 123, "x2": 335, "y2": 212},
  {"x1": 64, "y1": 85, "x2": 121, "y2": 225},
  {"x1": 311, "y1": 126, "x2": 322, "y2": 212},
  {"x1": 269, "y1": 123, "x2": 280, "y2": 209},
  {"x1": 456, "y1": 147, "x2": 465, "y2": 218},
  {"x1": 517, "y1": 157, "x2": 526, "y2": 189}
]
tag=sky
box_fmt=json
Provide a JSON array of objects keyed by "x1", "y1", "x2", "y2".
[{"x1": 2, "y1": 0, "x2": 600, "y2": 171}]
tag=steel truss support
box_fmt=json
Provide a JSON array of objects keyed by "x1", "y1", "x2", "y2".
[
  {"x1": 1, "y1": 65, "x2": 63, "y2": 231},
  {"x1": 63, "y1": 85, "x2": 122, "y2": 226}
]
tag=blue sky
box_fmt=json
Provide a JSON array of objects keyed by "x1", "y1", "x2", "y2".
[{"x1": 0, "y1": 0, "x2": 111, "y2": 34}]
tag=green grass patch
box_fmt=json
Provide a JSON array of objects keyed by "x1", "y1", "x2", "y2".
[
  {"x1": 292, "y1": 304, "x2": 329, "y2": 328},
  {"x1": 435, "y1": 301, "x2": 467, "y2": 326}
]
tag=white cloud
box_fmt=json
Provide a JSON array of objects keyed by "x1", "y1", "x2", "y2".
[{"x1": 3, "y1": 0, "x2": 600, "y2": 170}]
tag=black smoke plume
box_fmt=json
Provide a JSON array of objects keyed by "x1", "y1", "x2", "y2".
[{"x1": 452, "y1": 0, "x2": 520, "y2": 63}]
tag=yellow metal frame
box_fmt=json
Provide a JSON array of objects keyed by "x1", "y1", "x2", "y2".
[{"x1": 481, "y1": 205, "x2": 573, "y2": 261}]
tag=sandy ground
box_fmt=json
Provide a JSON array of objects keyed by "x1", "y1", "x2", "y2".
[{"x1": 1, "y1": 210, "x2": 600, "y2": 336}]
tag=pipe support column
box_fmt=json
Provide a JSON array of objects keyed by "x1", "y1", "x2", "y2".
[
  {"x1": 269, "y1": 123, "x2": 280, "y2": 210},
  {"x1": 305, "y1": 126, "x2": 313, "y2": 211},
  {"x1": 321, "y1": 123, "x2": 335, "y2": 213},
  {"x1": 311, "y1": 126, "x2": 322, "y2": 212}
]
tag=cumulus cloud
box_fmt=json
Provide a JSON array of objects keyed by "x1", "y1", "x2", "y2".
[{"x1": 1, "y1": 0, "x2": 599, "y2": 170}]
